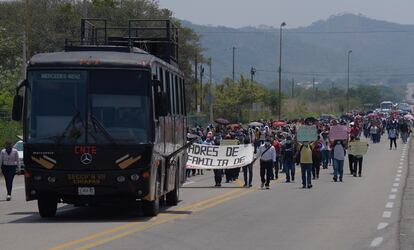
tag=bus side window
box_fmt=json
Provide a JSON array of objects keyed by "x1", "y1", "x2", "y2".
[
  {"x1": 175, "y1": 75, "x2": 180, "y2": 115},
  {"x1": 171, "y1": 72, "x2": 176, "y2": 115},
  {"x1": 181, "y1": 78, "x2": 186, "y2": 115},
  {"x1": 165, "y1": 71, "x2": 171, "y2": 115}
]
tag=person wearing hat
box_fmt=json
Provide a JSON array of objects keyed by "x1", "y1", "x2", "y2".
[{"x1": 256, "y1": 137, "x2": 277, "y2": 189}]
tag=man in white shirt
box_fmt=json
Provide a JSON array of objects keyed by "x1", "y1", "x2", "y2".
[
  {"x1": 256, "y1": 138, "x2": 277, "y2": 189},
  {"x1": 0, "y1": 141, "x2": 20, "y2": 201}
]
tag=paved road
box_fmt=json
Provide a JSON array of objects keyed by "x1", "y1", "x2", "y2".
[{"x1": 0, "y1": 137, "x2": 409, "y2": 250}]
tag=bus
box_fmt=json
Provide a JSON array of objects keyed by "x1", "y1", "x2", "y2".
[
  {"x1": 12, "y1": 19, "x2": 190, "y2": 217},
  {"x1": 380, "y1": 101, "x2": 394, "y2": 113}
]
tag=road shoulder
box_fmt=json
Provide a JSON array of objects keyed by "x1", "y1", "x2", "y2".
[{"x1": 400, "y1": 138, "x2": 414, "y2": 250}]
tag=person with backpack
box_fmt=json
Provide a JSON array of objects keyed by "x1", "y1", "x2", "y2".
[
  {"x1": 296, "y1": 142, "x2": 313, "y2": 189},
  {"x1": 332, "y1": 140, "x2": 346, "y2": 182},
  {"x1": 282, "y1": 136, "x2": 296, "y2": 182},
  {"x1": 256, "y1": 138, "x2": 277, "y2": 189}
]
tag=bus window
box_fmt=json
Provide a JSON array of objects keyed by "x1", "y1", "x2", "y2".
[
  {"x1": 165, "y1": 71, "x2": 171, "y2": 114},
  {"x1": 175, "y1": 75, "x2": 180, "y2": 115}
]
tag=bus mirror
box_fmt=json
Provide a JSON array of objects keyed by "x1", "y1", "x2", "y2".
[{"x1": 12, "y1": 95, "x2": 23, "y2": 121}]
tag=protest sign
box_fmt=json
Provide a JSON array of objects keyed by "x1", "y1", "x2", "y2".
[
  {"x1": 297, "y1": 125, "x2": 317, "y2": 142},
  {"x1": 330, "y1": 125, "x2": 348, "y2": 140},
  {"x1": 186, "y1": 143, "x2": 254, "y2": 169},
  {"x1": 348, "y1": 141, "x2": 369, "y2": 155}
]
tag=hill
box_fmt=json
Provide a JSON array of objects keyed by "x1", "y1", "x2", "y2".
[{"x1": 181, "y1": 13, "x2": 414, "y2": 88}]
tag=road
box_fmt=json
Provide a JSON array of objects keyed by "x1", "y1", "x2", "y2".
[{"x1": 0, "y1": 137, "x2": 409, "y2": 250}]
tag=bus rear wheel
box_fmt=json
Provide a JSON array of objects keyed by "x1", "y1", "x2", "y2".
[{"x1": 38, "y1": 196, "x2": 58, "y2": 218}]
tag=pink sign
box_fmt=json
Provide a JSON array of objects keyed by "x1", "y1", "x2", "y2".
[{"x1": 330, "y1": 125, "x2": 348, "y2": 140}]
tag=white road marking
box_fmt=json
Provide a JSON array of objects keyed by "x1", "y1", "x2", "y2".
[
  {"x1": 370, "y1": 237, "x2": 383, "y2": 247},
  {"x1": 385, "y1": 202, "x2": 394, "y2": 208},
  {"x1": 13, "y1": 186, "x2": 25, "y2": 190},
  {"x1": 377, "y1": 222, "x2": 388, "y2": 230},
  {"x1": 393, "y1": 183, "x2": 400, "y2": 187},
  {"x1": 389, "y1": 194, "x2": 396, "y2": 200},
  {"x1": 398, "y1": 169, "x2": 403, "y2": 173},
  {"x1": 391, "y1": 188, "x2": 398, "y2": 193},
  {"x1": 382, "y1": 211, "x2": 392, "y2": 218},
  {"x1": 395, "y1": 178, "x2": 401, "y2": 181},
  {"x1": 396, "y1": 174, "x2": 402, "y2": 177}
]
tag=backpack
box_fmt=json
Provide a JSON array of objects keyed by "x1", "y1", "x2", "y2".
[{"x1": 295, "y1": 145, "x2": 304, "y2": 165}]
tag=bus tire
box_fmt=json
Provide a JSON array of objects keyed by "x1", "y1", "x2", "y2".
[
  {"x1": 166, "y1": 177, "x2": 179, "y2": 206},
  {"x1": 38, "y1": 196, "x2": 58, "y2": 218},
  {"x1": 143, "y1": 175, "x2": 160, "y2": 216}
]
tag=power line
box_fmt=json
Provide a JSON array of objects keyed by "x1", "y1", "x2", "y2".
[{"x1": 193, "y1": 29, "x2": 414, "y2": 35}]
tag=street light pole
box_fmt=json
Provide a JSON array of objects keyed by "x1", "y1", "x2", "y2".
[
  {"x1": 250, "y1": 67, "x2": 256, "y2": 83},
  {"x1": 347, "y1": 50, "x2": 352, "y2": 112},
  {"x1": 232, "y1": 46, "x2": 236, "y2": 81},
  {"x1": 278, "y1": 22, "x2": 286, "y2": 121}
]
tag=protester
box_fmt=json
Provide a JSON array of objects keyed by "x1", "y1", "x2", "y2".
[
  {"x1": 256, "y1": 138, "x2": 277, "y2": 189},
  {"x1": 281, "y1": 136, "x2": 295, "y2": 182},
  {"x1": 348, "y1": 136, "x2": 356, "y2": 175},
  {"x1": 0, "y1": 141, "x2": 19, "y2": 201},
  {"x1": 332, "y1": 140, "x2": 346, "y2": 182},
  {"x1": 297, "y1": 142, "x2": 313, "y2": 189},
  {"x1": 349, "y1": 137, "x2": 367, "y2": 177},
  {"x1": 311, "y1": 137, "x2": 322, "y2": 179},
  {"x1": 388, "y1": 127, "x2": 398, "y2": 150},
  {"x1": 242, "y1": 136, "x2": 253, "y2": 188}
]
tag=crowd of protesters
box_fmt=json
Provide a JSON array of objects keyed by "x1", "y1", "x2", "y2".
[{"x1": 187, "y1": 111, "x2": 413, "y2": 189}]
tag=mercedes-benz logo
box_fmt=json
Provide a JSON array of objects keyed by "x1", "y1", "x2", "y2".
[{"x1": 80, "y1": 153, "x2": 93, "y2": 165}]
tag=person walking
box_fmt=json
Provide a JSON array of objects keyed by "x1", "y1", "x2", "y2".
[
  {"x1": 256, "y1": 138, "x2": 277, "y2": 189},
  {"x1": 297, "y1": 142, "x2": 313, "y2": 189},
  {"x1": 311, "y1": 137, "x2": 322, "y2": 179},
  {"x1": 281, "y1": 136, "x2": 295, "y2": 182},
  {"x1": 320, "y1": 131, "x2": 330, "y2": 169},
  {"x1": 242, "y1": 136, "x2": 253, "y2": 188},
  {"x1": 388, "y1": 127, "x2": 398, "y2": 150},
  {"x1": 0, "y1": 141, "x2": 19, "y2": 201},
  {"x1": 400, "y1": 121, "x2": 409, "y2": 144},
  {"x1": 332, "y1": 140, "x2": 346, "y2": 182},
  {"x1": 348, "y1": 136, "x2": 356, "y2": 175},
  {"x1": 349, "y1": 137, "x2": 368, "y2": 177}
]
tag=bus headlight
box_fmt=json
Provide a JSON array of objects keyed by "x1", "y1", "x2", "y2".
[
  {"x1": 116, "y1": 176, "x2": 126, "y2": 183},
  {"x1": 130, "y1": 174, "x2": 139, "y2": 181},
  {"x1": 47, "y1": 176, "x2": 56, "y2": 183}
]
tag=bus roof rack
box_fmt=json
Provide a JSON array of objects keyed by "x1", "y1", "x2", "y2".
[{"x1": 65, "y1": 18, "x2": 179, "y2": 64}]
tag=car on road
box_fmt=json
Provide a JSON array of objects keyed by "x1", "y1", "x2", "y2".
[{"x1": 13, "y1": 140, "x2": 24, "y2": 174}]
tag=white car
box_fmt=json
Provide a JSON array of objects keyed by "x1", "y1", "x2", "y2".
[{"x1": 13, "y1": 140, "x2": 24, "y2": 174}]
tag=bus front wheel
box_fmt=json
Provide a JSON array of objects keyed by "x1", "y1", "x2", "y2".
[{"x1": 38, "y1": 196, "x2": 58, "y2": 218}]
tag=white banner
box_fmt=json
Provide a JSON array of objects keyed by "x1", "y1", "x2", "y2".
[{"x1": 186, "y1": 143, "x2": 255, "y2": 169}]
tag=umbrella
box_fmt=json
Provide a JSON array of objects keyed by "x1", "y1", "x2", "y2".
[
  {"x1": 215, "y1": 118, "x2": 230, "y2": 125},
  {"x1": 248, "y1": 121, "x2": 263, "y2": 127},
  {"x1": 273, "y1": 121, "x2": 287, "y2": 127},
  {"x1": 227, "y1": 123, "x2": 241, "y2": 129},
  {"x1": 404, "y1": 114, "x2": 414, "y2": 120}
]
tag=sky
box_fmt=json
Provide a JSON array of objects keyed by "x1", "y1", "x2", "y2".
[{"x1": 157, "y1": 0, "x2": 414, "y2": 28}]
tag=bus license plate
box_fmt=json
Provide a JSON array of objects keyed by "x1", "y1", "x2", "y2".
[{"x1": 78, "y1": 187, "x2": 95, "y2": 196}]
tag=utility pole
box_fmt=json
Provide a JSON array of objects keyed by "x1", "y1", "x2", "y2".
[
  {"x1": 200, "y1": 64, "x2": 205, "y2": 112},
  {"x1": 195, "y1": 55, "x2": 198, "y2": 112},
  {"x1": 291, "y1": 78, "x2": 294, "y2": 98},
  {"x1": 232, "y1": 46, "x2": 236, "y2": 81},
  {"x1": 208, "y1": 58, "x2": 213, "y2": 123},
  {"x1": 278, "y1": 22, "x2": 286, "y2": 121},
  {"x1": 331, "y1": 81, "x2": 334, "y2": 112},
  {"x1": 347, "y1": 50, "x2": 352, "y2": 112},
  {"x1": 24, "y1": 0, "x2": 32, "y2": 79}
]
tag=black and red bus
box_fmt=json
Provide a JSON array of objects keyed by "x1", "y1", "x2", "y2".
[{"x1": 12, "y1": 19, "x2": 189, "y2": 217}]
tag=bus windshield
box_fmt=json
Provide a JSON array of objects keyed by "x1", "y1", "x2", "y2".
[
  {"x1": 27, "y1": 70, "x2": 151, "y2": 144},
  {"x1": 380, "y1": 101, "x2": 393, "y2": 111}
]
